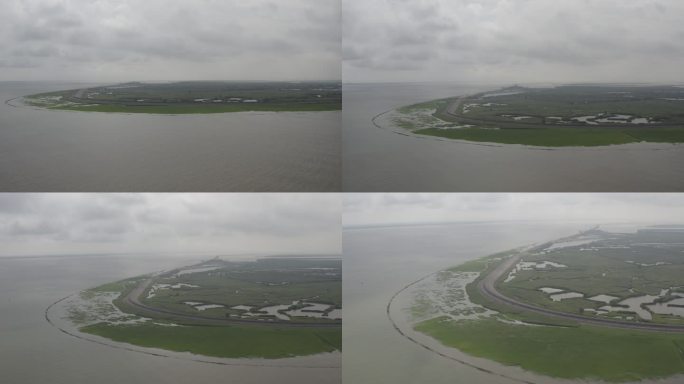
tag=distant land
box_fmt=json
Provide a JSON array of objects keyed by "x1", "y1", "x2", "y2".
[
  {"x1": 394, "y1": 226, "x2": 684, "y2": 382},
  {"x1": 54, "y1": 257, "x2": 341, "y2": 359},
  {"x1": 22, "y1": 81, "x2": 341, "y2": 114},
  {"x1": 386, "y1": 85, "x2": 684, "y2": 146}
]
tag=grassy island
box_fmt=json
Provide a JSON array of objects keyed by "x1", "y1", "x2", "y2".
[
  {"x1": 391, "y1": 85, "x2": 684, "y2": 147},
  {"x1": 408, "y1": 226, "x2": 684, "y2": 381},
  {"x1": 24, "y1": 81, "x2": 341, "y2": 114},
  {"x1": 66, "y1": 257, "x2": 342, "y2": 359}
]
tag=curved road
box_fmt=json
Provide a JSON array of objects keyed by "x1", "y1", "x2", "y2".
[
  {"x1": 478, "y1": 253, "x2": 684, "y2": 333},
  {"x1": 123, "y1": 277, "x2": 341, "y2": 329}
]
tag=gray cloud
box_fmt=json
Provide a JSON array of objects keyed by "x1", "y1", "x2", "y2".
[
  {"x1": 343, "y1": 0, "x2": 684, "y2": 83},
  {"x1": 0, "y1": 0, "x2": 340, "y2": 81},
  {"x1": 344, "y1": 194, "x2": 684, "y2": 228},
  {"x1": 0, "y1": 194, "x2": 341, "y2": 257}
]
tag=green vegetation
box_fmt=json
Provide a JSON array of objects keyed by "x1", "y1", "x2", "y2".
[
  {"x1": 498, "y1": 230, "x2": 684, "y2": 322},
  {"x1": 82, "y1": 322, "x2": 341, "y2": 359},
  {"x1": 139, "y1": 258, "x2": 341, "y2": 321},
  {"x1": 396, "y1": 99, "x2": 451, "y2": 114},
  {"x1": 67, "y1": 257, "x2": 341, "y2": 359},
  {"x1": 88, "y1": 276, "x2": 145, "y2": 294},
  {"x1": 415, "y1": 127, "x2": 641, "y2": 147},
  {"x1": 393, "y1": 85, "x2": 684, "y2": 146},
  {"x1": 54, "y1": 102, "x2": 339, "y2": 114},
  {"x1": 410, "y1": 227, "x2": 684, "y2": 381},
  {"x1": 416, "y1": 317, "x2": 684, "y2": 382},
  {"x1": 24, "y1": 81, "x2": 341, "y2": 114}
]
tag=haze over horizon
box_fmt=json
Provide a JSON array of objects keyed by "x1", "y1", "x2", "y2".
[
  {"x1": 343, "y1": 0, "x2": 684, "y2": 84},
  {"x1": 0, "y1": 194, "x2": 341, "y2": 257},
  {"x1": 344, "y1": 194, "x2": 684, "y2": 228},
  {"x1": 0, "y1": 0, "x2": 340, "y2": 82}
]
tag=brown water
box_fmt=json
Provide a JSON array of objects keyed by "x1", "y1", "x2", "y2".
[
  {"x1": 0, "y1": 82, "x2": 340, "y2": 191},
  {"x1": 0, "y1": 254, "x2": 340, "y2": 384},
  {"x1": 343, "y1": 82, "x2": 684, "y2": 191}
]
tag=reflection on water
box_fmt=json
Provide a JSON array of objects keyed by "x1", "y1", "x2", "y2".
[
  {"x1": 0, "y1": 82, "x2": 340, "y2": 191},
  {"x1": 343, "y1": 83, "x2": 684, "y2": 191}
]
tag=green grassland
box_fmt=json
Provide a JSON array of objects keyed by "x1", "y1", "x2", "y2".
[
  {"x1": 414, "y1": 127, "x2": 643, "y2": 147},
  {"x1": 411, "y1": 229, "x2": 684, "y2": 381},
  {"x1": 80, "y1": 275, "x2": 147, "y2": 299},
  {"x1": 82, "y1": 322, "x2": 341, "y2": 359},
  {"x1": 24, "y1": 81, "x2": 341, "y2": 114},
  {"x1": 499, "y1": 231, "x2": 684, "y2": 322},
  {"x1": 396, "y1": 99, "x2": 451, "y2": 114},
  {"x1": 416, "y1": 317, "x2": 684, "y2": 382},
  {"x1": 72, "y1": 257, "x2": 341, "y2": 359},
  {"x1": 396, "y1": 85, "x2": 684, "y2": 146},
  {"x1": 53, "y1": 102, "x2": 340, "y2": 114},
  {"x1": 142, "y1": 258, "x2": 341, "y2": 321},
  {"x1": 455, "y1": 86, "x2": 684, "y2": 124},
  {"x1": 464, "y1": 252, "x2": 577, "y2": 327}
]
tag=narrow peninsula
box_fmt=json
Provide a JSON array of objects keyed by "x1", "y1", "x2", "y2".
[{"x1": 24, "y1": 81, "x2": 341, "y2": 114}]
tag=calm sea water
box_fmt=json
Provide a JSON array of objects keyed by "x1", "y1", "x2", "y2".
[
  {"x1": 343, "y1": 221, "x2": 595, "y2": 384},
  {"x1": 0, "y1": 253, "x2": 340, "y2": 384},
  {"x1": 0, "y1": 82, "x2": 340, "y2": 191},
  {"x1": 343, "y1": 83, "x2": 684, "y2": 191}
]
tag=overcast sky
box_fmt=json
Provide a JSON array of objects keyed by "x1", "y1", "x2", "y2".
[
  {"x1": 0, "y1": 0, "x2": 340, "y2": 82},
  {"x1": 344, "y1": 194, "x2": 684, "y2": 228},
  {"x1": 344, "y1": 0, "x2": 684, "y2": 84},
  {"x1": 0, "y1": 194, "x2": 341, "y2": 257}
]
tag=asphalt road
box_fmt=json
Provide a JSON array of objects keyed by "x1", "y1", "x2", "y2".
[{"x1": 478, "y1": 253, "x2": 684, "y2": 333}]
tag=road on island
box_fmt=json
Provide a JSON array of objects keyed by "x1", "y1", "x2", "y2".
[
  {"x1": 123, "y1": 277, "x2": 341, "y2": 329},
  {"x1": 478, "y1": 253, "x2": 684, "y2": 333},
  {"x1": 439, "y1": 93, "x2": 678, "y2": 129}
]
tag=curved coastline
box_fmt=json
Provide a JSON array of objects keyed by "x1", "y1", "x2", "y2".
[
  {"x1": 378, "y1": 91, "x2": 684, "y2": 151},
  {"x1": 386, "y1": 234, "x2": 684, "y2": 383},
  {"x1": 386, "y1": 270, "x2": 538, "y2": 384},
  {"x1": 45, "y1": 292, "x2": 341, "y2": 369}
]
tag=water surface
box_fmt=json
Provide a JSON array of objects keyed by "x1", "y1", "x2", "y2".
[
  {"x1": 0, "y1": 253, "x2": 340, "y2": 384},
  {"x1": 0, "y1": 82, "x2": 340, "y2": 191},
  {"x1": 343, "y1": 82, "x2": 684, "y2": 191}
]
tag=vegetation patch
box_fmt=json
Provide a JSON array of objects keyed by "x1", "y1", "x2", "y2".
[
  {"x1": 409, "y1": 227, "x2": 684, "y2": 381},
  {"x1": 24, "y1": 81, "x2": 341, "y2": 114},
  {"x1": 82, "y1": 322, "x2": 341, "y2": 359},
  {"x1": 64, "y1": 257, "x2": 341, "y2": 359},
  {"x1": 393, "y1": 85, "x2": 684, "y2": 146},
  {"x1": 416, "y1": 317, "x2": 684, "y2": 382}
]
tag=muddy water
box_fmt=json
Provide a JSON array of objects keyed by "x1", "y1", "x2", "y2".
[
  {"x1": 0, "y1": 82, "x2": 340, "y2": 191},
  {"x1": 343, "y1": 221, "x2": 682, "y2": 384},
  {"x1": 343, "y1": 82, "x2": 684, "y2": 191},
  {"x1": 0, "y1": 254, "x2": 340, "y2": 384}
]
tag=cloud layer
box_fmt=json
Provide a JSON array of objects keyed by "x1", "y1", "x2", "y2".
[
  {"x1": 0, "y1": 194, "x2": 341, "y2": 257},
  {"x1": 343, "y1": 0, "x2": 684, "y2": 83},
  {"x1": 0, "y1": 0, "x2": 340, "y2": 81},
  {"x1": 344, "y1": 193, "x2": 684, "y2": 227}
]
